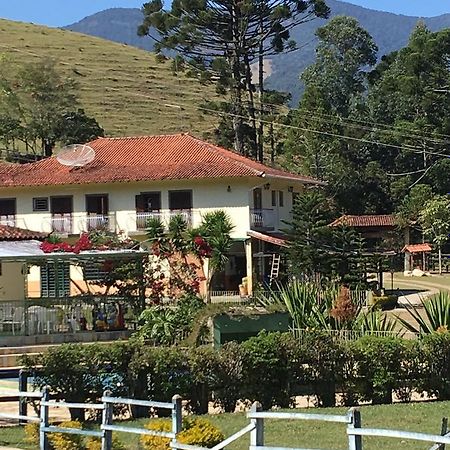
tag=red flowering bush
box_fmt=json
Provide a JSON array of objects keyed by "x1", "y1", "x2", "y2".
[{"x1": 193, "y1": 236, "x2": 212, "y2": 258}]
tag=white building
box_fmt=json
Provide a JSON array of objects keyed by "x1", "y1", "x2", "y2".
[{"x1": 0, "y1": 133, "x2": 323, "y2": 295}]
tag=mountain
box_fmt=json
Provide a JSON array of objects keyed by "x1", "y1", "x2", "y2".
[
  {"x1": 65, "y1": 1, "x2": 450, "y2": 106},
  {"x1": 0, "y1": 18, "x2": 217, "y2": 137}
]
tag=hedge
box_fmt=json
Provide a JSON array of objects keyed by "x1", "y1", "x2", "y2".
[{"x1": 22, "y1": 331, "x2": 450, "y2": 416}]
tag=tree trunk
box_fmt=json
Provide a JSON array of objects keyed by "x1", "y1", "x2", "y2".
[
  {"x1": 439, "y1": 246, "x2": 442, "y2": 275},
  {"x1": 257, "y1": 16, "x2": 265, "y2": 163},
  {"x1": 231, "y1": 3, "x2": 245, "y2": 155},
  {"x1": 243, "y1": 52, "x2": 258, "y2": 158}
]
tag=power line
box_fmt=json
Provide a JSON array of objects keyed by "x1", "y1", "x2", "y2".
[{"x1": 1, "y1": 41, "x2": 449, "y2": 162}]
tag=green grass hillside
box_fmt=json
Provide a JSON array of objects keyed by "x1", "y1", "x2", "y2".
[{"x1": 0, "y1": 19, "x2": 218, "y2": 137}]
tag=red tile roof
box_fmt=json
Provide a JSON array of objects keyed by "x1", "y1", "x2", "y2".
[
  {"x1": 402, "y1": 243, "x2": 432, "y2": 253},
  {"x1": 0, "y1": 134, "x2": 322, "y2": 188},
  {"x1": 0, "y1": 225, "x2": 49, "y2": 241},
  {"x1": 329, "y1": 215, "x2": 396, "y2": 228}
]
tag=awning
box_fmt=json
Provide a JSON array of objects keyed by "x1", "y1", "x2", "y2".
[
  {"x1": 0, "y1": 240, "x2": 147, "y2": 262},
  {"x1": 402, "y1": 243, "x2": 432, "y2": 254},
  {"x1": 247, "y1": 230, "x2": 289, "y2": 248}
]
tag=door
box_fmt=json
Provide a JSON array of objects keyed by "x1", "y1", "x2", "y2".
[
  {"x1": 86, "y1": 194, "x2": 109, "y2": 230},
  {"x1": 135, "y1": 192, "x2": 161, "y2": 229},
  {"x1": 168, "y1": 190, "x2": 192, "y2": 225},
  {"x1": 50, "y1": 196, "x2": 73, "y2": 233}
]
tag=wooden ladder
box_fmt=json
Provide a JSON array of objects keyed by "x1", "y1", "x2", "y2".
[{"x1": 269, "y1": 253, "x2": 281, "y2": 284}]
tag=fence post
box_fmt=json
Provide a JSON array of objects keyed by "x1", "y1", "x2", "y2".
[
  {"x1": 39, "y1": 386, "x2": 49, "y2": 450},
  {"x1": 172, "y1": 395, "x2": 183, "y2": 448},
  {"x1": 347, "y1": 407, "x2": 362, "y2": 450},
  {"x1": 101, "y1": 390, "x2": 113, "y2": 450},
  {"x1": 250, "y1": 401, "x2": 264, "y2": 449},
  {"x1": 18, "y1": 369, "x2": 28, "y2": 425}
]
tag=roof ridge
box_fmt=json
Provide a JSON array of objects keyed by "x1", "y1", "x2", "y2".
[{"x1": 94, "y1": 133, "x2": 187, "y2": 141}]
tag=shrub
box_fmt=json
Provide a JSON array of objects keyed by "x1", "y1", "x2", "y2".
[
  {"x1": 371, "y1": 295, "x2": 398, "y2": 311},
  {"x1": 24, "y1": 422, "x2": 39, "y2": 446},
  {"x1": 298, "y1": 331, "x2": 345, "y2": 407},
  {"x1": 352, "y1": 336, "x2": 406, "y2": 404},
  {"x1": 179, "y1": 418, "x2": 224, "y2": 447},
  {"x1": 419, "y1": 332, "x2": 450, "y2": 400},
  {"x1": 141, "y1": 418, "x2": 224, "y2": 450},
  {"x1": 85, "y1": 434, "x2": 126, "y2": 450},
  {"x1": 48, "y1": 420, "x2": 84, "y2": 450},
  {"x1": 210, "y1": 341, "x2": 246, "y2": 412},
  {"x1": 241, "y1": 331, "x2": 294, "y2": 409}
]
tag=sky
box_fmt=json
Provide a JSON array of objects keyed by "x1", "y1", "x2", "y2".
[{"x1": 0, "y1": 0, "x2": 449, "y2": 27}]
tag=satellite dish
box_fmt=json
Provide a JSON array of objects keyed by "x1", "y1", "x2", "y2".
[{"x1": 56, "y1": 144, "x2": 95, "y2": 168}]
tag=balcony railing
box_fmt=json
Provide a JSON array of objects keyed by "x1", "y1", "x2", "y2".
[
  {"x1": 250, "y1": 208, "x2": 275, "y2": 230},
  {"x1": 135, "y1": 209, "x2": 193, "y2": 231},
  {"x1": 0, "y1": 215, "x2": 16, "y2": 227},
  {"x1": 51, "y1": 214, "x2": 73, "y2": 234},
  {"x1": 80, "y1": 214, "x2": 115, "y2": 232}
]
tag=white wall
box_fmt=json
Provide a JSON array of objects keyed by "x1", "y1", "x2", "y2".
[{"x1": 0, "y1": 176, "x2": 307, "y2": 238}]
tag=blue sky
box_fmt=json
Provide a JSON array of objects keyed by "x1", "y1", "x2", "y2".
[{"x1": 0, "y1": 0, "x2": 448, "y2": 27}]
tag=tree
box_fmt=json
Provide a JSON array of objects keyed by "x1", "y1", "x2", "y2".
[
  {"x1": 55, "y1": 109, "x2": 105, "y2": 146},
  {"x1": 419, "y1": 195, "x2": 450, "y2": 275},
  {"x1": 139, "y1": 0, "x2": 329, "y2": 158},
  {"x1": 0, "y1": 58, "x2": 103, "y2": 156},
  {"x1": 284, "y1": 16, "x2": 380, "y2": 214},
  {"x1": 286, "y1": 189, "x2": 334, "y2": 278},
  {"x1": 301, "y1": 15, "x2": 378, "y2": 116},
  {"x1": 367, "y1": 24, "x2": 450, "y2": 194},
  {"x1": 194, "y1": 210, "x2": 234, "y2": 303}
]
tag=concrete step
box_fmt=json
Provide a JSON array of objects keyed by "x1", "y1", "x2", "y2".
[{"x1": 0, "y1": 345, "x2": 52, "y2": 356}]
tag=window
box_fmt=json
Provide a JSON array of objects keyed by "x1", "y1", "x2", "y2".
[
  {"x1": 83, "y1": 262, "x2": 109, "y2": 281},
  {"x1": 86, "y1": 194, "x2": 108, "y2": 215},
  {"x1": 0, "y1": 198, "x2": 16, "y2": 226},
  {"x1": 169, "y1": 190, "x2": 192, "y2": 210},
  {"x1": 40, "y1": 263, "x2": 70, "y2": 297},
  {"x1": 0, "y1": 198, "x2": 16, "y2": 215},
  {"x1": 33, "y1": 197, "x2": 49, "y2": 212},
  {"x1": 253, "y1": 188, "x2": 262, "y2": 210},
  {"x1": 279, "y1": 191, "x2": 284, "y2": 207},
  {"x1": 271, "y1": 191, "x2": 277, "y2": 207}
]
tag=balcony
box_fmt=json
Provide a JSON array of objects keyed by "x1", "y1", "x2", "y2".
[
  {"x1": 50, "y1": 214, "x2": 73, "y2": 234},
  {"x1": 250, "y1": 208, "x2": 275, "y2": 230},
  {"x1": 134, "y1": 209, "x2": 194, "y2": 231}
]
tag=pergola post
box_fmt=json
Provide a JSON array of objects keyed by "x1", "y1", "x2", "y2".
[{"x1": 245, "y1": 238, "x2": 253, "y2": 296}]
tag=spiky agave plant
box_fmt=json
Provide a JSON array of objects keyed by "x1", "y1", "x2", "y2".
[
  {"x1": 397, "y1": 291, "x2": 450, "y2": 335},
  {"x1": 354, "y1": 310, "x2": 401, "y2": 335},
  {"x1": 257, "y1": 280, "x2": 335, "y2": 330}
]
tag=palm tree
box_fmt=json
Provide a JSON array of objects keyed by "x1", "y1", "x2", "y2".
[{"x1": 194, "y1": 211, "x2": 234, "y2": 303}]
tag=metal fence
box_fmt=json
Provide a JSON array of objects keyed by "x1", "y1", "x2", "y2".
[
  {"x1": 290, "y1": 327, "x2": 419, "y2": 342},
  {"x1": 1, "y1": 389, "x2": 449, "y2": 450},
  {"x1": 0, "y1": 297, "x2": 138, "y2": 336}
]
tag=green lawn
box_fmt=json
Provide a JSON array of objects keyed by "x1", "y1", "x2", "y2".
[{"x1": 1, "y1": 401, "x2": 449, "y2": 449}]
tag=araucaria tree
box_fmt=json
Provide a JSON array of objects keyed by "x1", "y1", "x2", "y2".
[{"x1": 139, "y1": 0, "x2": 329, "y2": 159}]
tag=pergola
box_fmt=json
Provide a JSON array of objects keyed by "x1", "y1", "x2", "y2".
[{"x1": 0, "y1": 240, "x2": 148, "y2": 337}]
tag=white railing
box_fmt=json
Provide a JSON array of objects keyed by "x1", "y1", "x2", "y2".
[
  {"x1": 250, "y1": 208, "x2": 275, "y2": 229},
  {"x1": 79, "y1": 214, "x2": 115, "y2": 232},
  {"x1": 0, "y1": 214, "x2": 16, "y2": 227},
  {"x1": 134, "y1": 209, "x2": 194, "y2": 231},
  {"x1": 2, "y1": 388, "x2": 449, "y2": 450},
  {"x1": 50, "y1": 214, "x2": 73, "y2": 234}
]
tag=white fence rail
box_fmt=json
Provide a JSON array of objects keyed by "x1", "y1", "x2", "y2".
[{"x1": 1, "y1": 387, "x2": 448, "y2": 450}]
